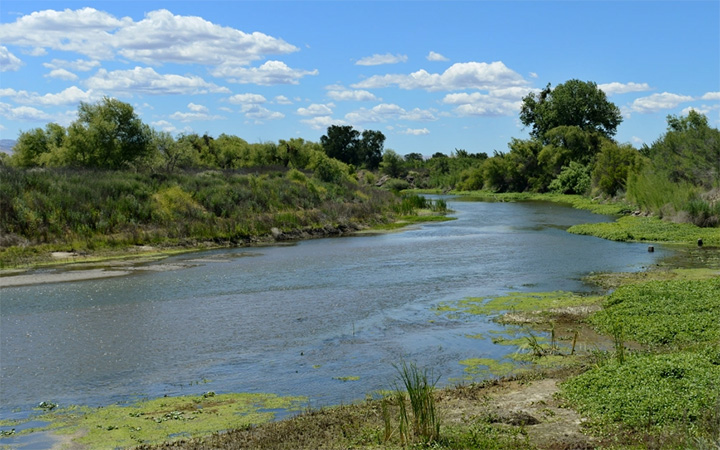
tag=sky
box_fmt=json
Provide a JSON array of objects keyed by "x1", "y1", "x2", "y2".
[{"x1": 0, "y1": 1, "x2": 718, "y2": 157}]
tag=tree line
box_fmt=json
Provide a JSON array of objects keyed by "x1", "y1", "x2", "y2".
[{"x1": 5, "y1": 79, "x2": 720, "y2": 227}]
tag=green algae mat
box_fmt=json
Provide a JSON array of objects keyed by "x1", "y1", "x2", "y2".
[{"x1": 0, "y1": 392, "x2": 306, "y2": 449}]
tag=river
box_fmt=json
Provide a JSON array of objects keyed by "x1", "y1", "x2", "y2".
[{"x1": 0, "y1": 198, "x2": 667, "y2": 423}]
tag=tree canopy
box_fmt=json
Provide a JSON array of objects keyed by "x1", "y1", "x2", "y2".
[
  {"x1": 320, "y1": 125, "x2": 385, "y2": 170},
  {"x1": 520, "y1": 79, "x2": 623, "y2": 143}
]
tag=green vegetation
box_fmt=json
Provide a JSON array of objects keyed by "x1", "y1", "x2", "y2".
[
  {"x1": 0, "y1": 167, "x2": 400, "y2": 267},
  {"x1": 560, "y1": 277, "x2": 720, "y2": 446},
  {"x1": 437, "y1": 291, "x2": 603, "y2": 318},
  {"x1": 568, "y1": 215, "x2": 720, "y2": 245},
  {"x1": 591, "y1": 278, "x2": 720, "y2": 347},
  {"x1": 0, "y1": 392, "x2": 305, "y2": 449},
  {"x1": 393, "y1": 361, "x2": 441, "y2": 445}
]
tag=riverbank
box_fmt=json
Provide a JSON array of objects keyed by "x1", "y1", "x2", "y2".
[{"x1": 0, "y1": 212, "x2": 452, "y2": 287}]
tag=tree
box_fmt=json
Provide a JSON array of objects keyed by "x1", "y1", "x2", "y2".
[
  {"x1": 359, "y1": 129, "x2": 384, "y2": 170},
  {"x1": 592, "y1": 141, "x2": 643, "y2": 197},
  {"x1": 65, "y1": 97, "x2": 152, "y2": 169},
  {"x1": 320, "y1": 125, "x2": 361, "y2": 166},
  {"x1": 380, "y1": 149, "x2": 406, "y2": 178},
  {"x1": 646, "y1": 110, "x2": 720, "y2": 188},
  {"x1": 520, "y1": 79, "x2": 622, "y2": 143},
  {"x1": 320, "y1": 125, "x2": 385, "y2": 169}
]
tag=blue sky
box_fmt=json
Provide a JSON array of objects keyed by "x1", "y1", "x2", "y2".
[{"x1": 1, "y1": 1, "x2": 718, "y2": 157}]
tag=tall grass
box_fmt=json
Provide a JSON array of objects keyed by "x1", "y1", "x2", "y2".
[
  {"x1": 393, "y1": 361, "x2": 441, "y2": 444},
  {"x1": 0, "y1": 166, "x2": 401, "y2": 266}
]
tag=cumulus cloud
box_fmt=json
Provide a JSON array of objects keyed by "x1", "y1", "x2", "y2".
[
  {"x1": 598, "y1": 82, "x2": 652, "y2": 95},
  {"x1": 443, "y1": 87, "x2": 537, "y2": 117},
  {"x1": 352, "y1": 61, "x2": 527, "y2": 92},
  {"x1": 400, "y1": 128, "x2": 430, "y2": 135},
  {"x1": 356, "y1": 53, "x2": 408, "y2": 66},
  {"x1": 326, "y1": 88, "x2": 378, "y2": 102},
  {"x1": 301, "y1": 115, "x2": 344, "y2": 130},
  {"x1": 702, "y1": 92, "x2": 720, "y2": 100},
  {"x1": 228, "y1": 93, "x2": 267, "y2": 104},
  {"x1": 681, "y1": 104, "x2": 720, "y2": 116},
  {"x1": 274, "y1": 95, "x2": 293, "y2": 105},
  {"x1": 45, "y1": 68, "x2": 79, "y2": 81},
  {"x1": 0, "y1": 7, "x2": 126, "y2": 59},
  {"x1": 43, "y1": 58, "x2": 100, "y2": 72},
  {"x1": 169, "y1": 104, "x2": 224, "y2": 122},
  {"x1": 0, "y1": 101, "x2": 54, "y2": 121},
  {"x1": 211, "y1": 60, "x2": 318, "y2": 85},
  {"x1": 151, "y1": 119, "x2": 178, "y2": 133},
  {"x1": 113, "y1": 9, "x2": 297, "y2": 67},
  {"x1": 629, "y1": 92, "x2": 694, "y2": 113},
  {"x1": 0, "y1": 8, "x2": 298, "y2": 68},
  {"x1": 0, "y1": 46, "x2": 23, "y2": 71},
  {"x1": 426, "y1": 51, "x2": 448, "y2": 62},
  {"x1": 187, "y1": 102, "x2": 208, "y2": 113},
  {"x1": 297, "y1": 103, "x2": 334, "y2": 116},
  {"x1": 240, "y1": 104, "x2": 284, "y2": 121},
  {"x1": 0, "y1": 86, "x2": 98, "y2": 106},
  {"x1": 345, "y1": 103, "x2": 437, "y2": 124},
  {"x1": 85, "y1": 67, "x2": 230, "y2": 95}
]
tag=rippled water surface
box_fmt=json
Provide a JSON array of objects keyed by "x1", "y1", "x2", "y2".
[{"x1": 1, "y1": 199, "x2": 668, "y2": 419}]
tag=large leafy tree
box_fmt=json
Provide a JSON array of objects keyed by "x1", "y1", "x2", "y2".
[
  {"x1": 65, "y1": 97, "x2": 152, "y2": 169},
  {"x1": 645, "y1": 110, "x2": 720, "y2": 188},
  {"x1": 520, "y1": 79, "x2": 622, "y2": 143},
  {"x1": 320, "y1": 125, "x2": 385, "y2": 170}
]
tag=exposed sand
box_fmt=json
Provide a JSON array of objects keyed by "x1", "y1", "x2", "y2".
[{"x1": 0, "y1": 268, "x2": 132, "y2": 288}]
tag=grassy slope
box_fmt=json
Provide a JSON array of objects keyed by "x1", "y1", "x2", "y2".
[{"x1": 0, "y1": 167, "x2": 404, "y2": 268}]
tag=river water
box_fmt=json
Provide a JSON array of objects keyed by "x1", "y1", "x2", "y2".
[{"x1": 0, "y1": 198, "x2": 668, "y2": 422}]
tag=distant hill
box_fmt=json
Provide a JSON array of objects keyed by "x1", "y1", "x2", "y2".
[{"x1": 0, "y1": 139, "x2": 16, "y2": 154}]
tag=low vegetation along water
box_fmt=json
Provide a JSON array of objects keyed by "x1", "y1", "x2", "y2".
[{"x1": 0, "y1": 198, "x2": 669, "y2": 447}]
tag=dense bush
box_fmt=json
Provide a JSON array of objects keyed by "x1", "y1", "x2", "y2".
[{"x1": 0, "y1": 166, "x2": 399, "y2": 264}]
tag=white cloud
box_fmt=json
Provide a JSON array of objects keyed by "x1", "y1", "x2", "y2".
[
  {"x1": 274, "y1": 95, "x2": 292, "y2": 105},
  {"x1": 0, "y1": 46, "x2": 23, "y2": 71},
  {"x1": 400, "y1": 128, "x2": 430, "y2": 135},
  {"x1": 356, "y1": 53, "x2": 408, "y2": 66},
  {"x1": 240, "y1": 104, "x2": 284, "y2": 121},
  {"x1": 426, "y1": 51, "x2": 448, "y2": 62},
  {"x1": 212, "y1": 60, "x2": 318, "y2": 85},
  {"x1": 702, "y1": 92, "x2": 720, "y2": 101},
  {"x1": 0, "y1": 7, "x2": 126, "y2": 59},
  {"x1": 187, "y1": 102, "x2": 208, "y2": 113},
  {"x1": 326, "y1": 88, "x2": 378, "y2": 102},
  {"x1": 43, "y1": 58, "x2": 100, "y2": 72},
  {"x1": 297, "y1": 103, "x2": 334, "y2": 116},
  {"x1": 0, "y1": 86, "x2": 98, "y2": 106},
  {"x1": 629, "y1": 92, "x2": 694, "y2": 113},
  {"x1": 0, "y1": 8, "x2": 298, "y2": 67},
  {"x1": 45, "y1": 68, "x2": 78, "y2": 81},
  {"x1": 681, "y1": 104, "x2": 720, "y2": 116},
  {"x1": 443, "y1": 88, "x2": 536, "y2": 117},
  {"x1": 598, "y1": 82, "x2": 652, "y2": 95},
  {"x1": 345, "y1": 103, "x2": 437, "y2": 124},
  {"x1": 529, "y1": 72, "x2": 538, "y2": 78},
  {"x1": 151, "y1": 119, "x2": 177, "y2": 133},
  {"x1": 85, "y1": 67, "x2": 230, "y2": 95},
  {"x1": 352, "y1": 61, "x2": 528, "y2": 92},
  {"x1": 169, "y1": 109, "x2": 224, "y2": 122},
  {"x1": 114, "y1": 9, "x2": 297, "y2": 67},
  {"x1": 301, "y1": 115, "x2": 344, "y2": 130},
  {"x1": 0, "y1": 101, "x2": 54, "y2": 121},
  {"x1": 227, "y1": 93, "x2": 267, "y2": 104}
]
